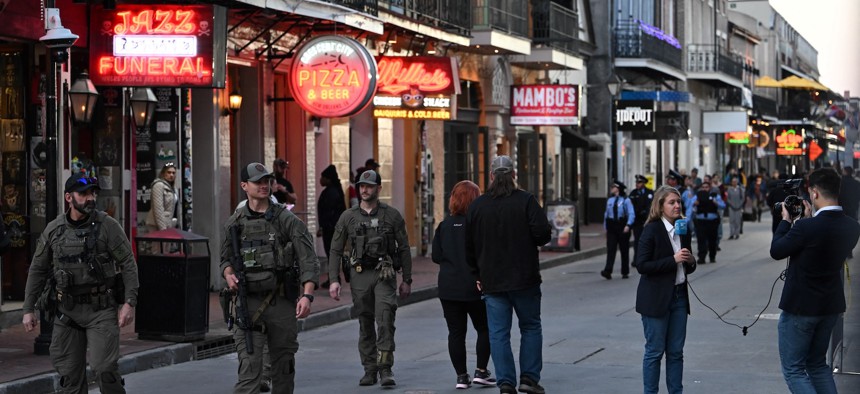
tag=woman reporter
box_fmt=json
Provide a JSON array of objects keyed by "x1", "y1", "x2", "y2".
[{"x1": 634, "y1": 185, "x2": 697, "y2": 394}]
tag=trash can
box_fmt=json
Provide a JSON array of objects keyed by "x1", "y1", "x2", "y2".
[{"x1": 135, "y1": 228, "x2": 210, "y2": 342}]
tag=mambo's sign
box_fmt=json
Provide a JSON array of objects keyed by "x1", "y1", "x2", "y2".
[
  {"x1": 289, "y1": 36, "x2": 377, "y2": 118},
  {"x1": 511, "y1": 85, "x2": 579, "y2": 125},
  {"x1": 616, "y1": 100, "x2": 655, "y2": 132},
  {"x1": 373, "y1": 56, "x2": 459, "y2": 120},
  {"x1": 90, "y1": 5, "x2": 225, "y2": 87}
]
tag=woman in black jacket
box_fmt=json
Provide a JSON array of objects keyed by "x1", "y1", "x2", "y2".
[
  {"x1": 432, "y1": 180, "x2": 495, "y2": 389},
  {"x1": 634, "y1": 185, "x2": 697, "y2": 394}
]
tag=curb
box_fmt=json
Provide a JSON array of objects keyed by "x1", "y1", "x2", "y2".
[{"x1": 0, "y1": 247, "x2": 606, "y2": 392}]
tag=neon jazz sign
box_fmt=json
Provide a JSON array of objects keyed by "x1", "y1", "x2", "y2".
[
  {"x1": 776, "y1": 129, "x2": 803, "y2": 155},
  {"x1": 90, "y1": 5, "x2": 218, "y2": 87},
  {"x1": 373, "y1": 56, "x2": 459, "y2": 120},
  {"x1": 289, "y1": 36, "x2": 377, "y2": 118}
]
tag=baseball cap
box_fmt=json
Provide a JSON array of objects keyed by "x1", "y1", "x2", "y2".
[
  {"x1": 356, "y1": 169, "x2": 382, "y2": 185},
  {"x1": 65, "y1": 173, "x2": 100, "y2": 194},
  {"x1": 491, "y1": 155, "x2": 514, "y2": 174},
  {"x1": 241, "y1": 162, "x2": 273, "y2": 182}
]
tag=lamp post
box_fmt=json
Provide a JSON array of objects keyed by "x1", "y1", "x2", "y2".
[
  {"x1": 607, "y1": 80, "x2": 620, "y2": 181},
  {"x1": 36, "y1": 6, "x2": 78, "y2": 355},
  {"x1": 129, "y1": 88, "x2": 158, "y2": 129}
]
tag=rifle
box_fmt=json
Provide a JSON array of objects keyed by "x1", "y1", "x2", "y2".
[{"x1": 229, "y1": 224, "x2": 254, "y2": 355}]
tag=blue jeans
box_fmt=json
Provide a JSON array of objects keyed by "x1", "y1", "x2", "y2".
[
  {"x1": 641, "y1": 286, "x2": 688, "y2": 394},
  {"x1": 483, "y1": 285, "x2": 543, "y2": 387},
  {"x1": 778, "y1": 312, "x2": 839, "y2": 394}
]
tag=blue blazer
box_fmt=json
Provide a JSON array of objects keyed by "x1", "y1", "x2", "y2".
[
  {"x1": 634, "y1": 220, "x2": 696, "y2": 317},
  {"x1": 770, "y1": 209, "x2": 860, "y2": 316}
]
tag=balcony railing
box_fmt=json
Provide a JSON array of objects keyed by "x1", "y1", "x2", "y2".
[
  {"x1": 613, "y1": 19, "x2": 683, "y2": 71},
  {"x1": 329, "y1": 0, "x2": 378, "y2": 16},
  {"x1": 532, "y1": 1, "x2": 579, "y2": 54},
  {"x1": 379, "y1": 1, "x2": 471, "y2": 35},
  {"x1": 686, "y1": 44, "x2": 743, "y2": 80},
  {"x1": 472, "y1": 0, "x2": 529, "y2": 38},
  {"x1": 753, "y1": 94, "x2": 778, "y2": 118}
]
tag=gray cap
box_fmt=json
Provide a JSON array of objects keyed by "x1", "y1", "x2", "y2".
[
  {"x1": 241, "y1": 162, "x2": 273, "y2": 182},
  {"x1": 491, "y1": 155, "x2": 514, "y2": 174},
  {"x1": 356, "y1": 169, "x2": 382, "y2": 185}
]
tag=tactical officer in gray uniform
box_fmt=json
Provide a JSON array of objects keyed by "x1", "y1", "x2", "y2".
[
  {"x1": 22, "y1": 173, "x2": 139, "y2": 394},
  {"x1": 221, "y1": 162, "x2": 319, "y2": 394},
  {"x1": 328, "y1": 169, "x2": 413, "y2": 387}
]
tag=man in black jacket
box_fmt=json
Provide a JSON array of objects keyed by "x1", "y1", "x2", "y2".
[
  {"x1": 466, "y1": 155, "x2": 552, "y2": 394},
  {"x1": 839, "y1": 166, "x2": 860, "y2": 220},
  {"x1": 770, "y1": 167, "x2": 860, "y2": 393}
]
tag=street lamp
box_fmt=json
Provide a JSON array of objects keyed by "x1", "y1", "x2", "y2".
[
  {"x1": 228, "y1": 90, "x2": 243, "y2": 112},
  {"x1": 37, "y1": 7, "x2": 78, "y2": 356},
  {"x1": 607, "y1": 80, "x2": 621, "y2": 181},
  {"x1": 129, "y1": 88, "x2": 158, "y2": 129},
  {"x1": 68, "y1": 71, "x2": 99, "y2": 124}
]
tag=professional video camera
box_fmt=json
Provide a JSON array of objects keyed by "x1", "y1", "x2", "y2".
[{"x1": 772, "y1": 178, "x2": 805, "y2": 219}]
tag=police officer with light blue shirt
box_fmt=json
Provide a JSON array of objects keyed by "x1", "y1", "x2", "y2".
[
  {"x1": 602, "y1": 180, "x2": 635, "y2": 279},
  {"x1": 690, "y1": 181, "x2": 726, "y2": 264}
]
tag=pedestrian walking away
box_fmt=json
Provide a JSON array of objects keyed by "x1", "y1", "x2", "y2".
[
  {"x1": 726, "y1": 176, "x2": 745, "y2": 239},
  {"x1": 317, "y1": 164, "x2": 346, "y2": 288},
  {"x1": 22, "y1": 173, "x2": 140, "y2": 394},
  {"x1": 633, "y1": 185, "x2": 697, "y2": 394},
  {"x1": 629, "y1": 174, "x2": 654, "y2": 262},
  {"x1": 839, "y1": 166, "x2": 860, "y2": 220},
  {"x1": 432, "y1": 180, "x2": 496, "y2": 390},
  {"x1": 220, "y1": 162, "x2": 320, "y2": 394},
  {"x1": 327, "y1": 169, "x2": 413, "y2": 387},
  {"x1": 769, "y1": 167, "x2": 860, "y2": 393},
  {"x1": 466, "y1": 155, "x2": 552, "y2": 394},
  {"x1": 602, "y1": 180, "x2": 635, "y2": 279}
]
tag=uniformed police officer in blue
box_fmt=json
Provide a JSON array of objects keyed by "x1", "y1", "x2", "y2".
[
  {"x1": 628, "y1": 175, "x2": 653, "y2": 261},
  {"x1": 601, "y1": 180, "x2": 635, "y2": 279}
]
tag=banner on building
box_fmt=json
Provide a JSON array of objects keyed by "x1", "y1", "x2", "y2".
[
  {"x1": 511, "y1": 85, "x2": 579, "y2": 125},
  {"x1": 372, "y1": 56, "x2": 460, "y2": 120},
  {"x1": 615, "y1": 100, "x2": 654, "y2": 132},
  {"x1": 703, "y1": 111, "x2": 748, "y2": 133},
  {"x1": 289, "y1": 35, "x2": 377, "y2": 118},
  {"x1": 629, "y1": 111, "x2": 688, "y2": 140},
  {"x1": 89, "y1": 4, "x2": 227, "y2": 87}
]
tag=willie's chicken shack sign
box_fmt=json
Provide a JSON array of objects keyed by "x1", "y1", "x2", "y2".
[{"x1": 372, "y1": 56, "x2": 460, "y2": 120}]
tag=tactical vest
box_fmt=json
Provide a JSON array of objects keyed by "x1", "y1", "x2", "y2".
[
  {"x1": 236, "y1": 206, "x2": 294, "y2": 293},
  {"x1": 52, "y1": 213, "x2": 117, "y2": 295},
  {"x1": 350, "y1": 208, "x2": 397, "y2": 265}
]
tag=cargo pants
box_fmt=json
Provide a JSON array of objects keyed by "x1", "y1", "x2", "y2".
[
  {"x1": 50, "y1": 303, "x2": 124, "y2": 394},
  {"x1": 233, "y1": 293, "x2": 298, "y2": 394},
  {"x1": 349, "y1": 265, "x2": 398, "y2": 372}
]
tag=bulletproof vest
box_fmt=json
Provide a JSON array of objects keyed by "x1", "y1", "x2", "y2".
[
  {"x1": 351, "y1": 209, "x2": 395, "y2": 261},
  {"x1": 696, "y1": 190, "x2": 718, "y2": 215},
  {"x1": 53, "y1": 214, "x2": 117, "y2": 292},
  {"x1": 236, "y1": 207, "x2": 294, "y2": 293}
]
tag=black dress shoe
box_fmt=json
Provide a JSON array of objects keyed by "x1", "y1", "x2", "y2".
[
  {"x1": 600, "y1": 270, "x2": 612, "y2": 280},
  {"x1": 622, "y1": 275, "x2": 629, "y2": 279}
]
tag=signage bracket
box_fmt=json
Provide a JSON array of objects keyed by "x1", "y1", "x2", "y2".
[
  {"x1": 274, "y1": 29, "x2": 314, "y2": 68},
  {"x1": 228, "y1": 10, "x2": 260, "y2": 34},
  {"x1": 234, "y1": 14, "x2": 289, "y2": 56},
  {"x1": 256, "y1": 21, "x2": 299, "y2": 60}
]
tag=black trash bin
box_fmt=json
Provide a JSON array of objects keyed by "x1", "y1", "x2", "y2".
[{"x1": 135, "y1": 228, "x2": 210, "y2": 342}]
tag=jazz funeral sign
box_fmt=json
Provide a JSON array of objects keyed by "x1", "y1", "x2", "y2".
[
  {"x1": 511, "y1": 85, "x2": 579, "y2": 125},
  {"x1": 90, "y1": 4, "x2": 221, "y2": 87}
]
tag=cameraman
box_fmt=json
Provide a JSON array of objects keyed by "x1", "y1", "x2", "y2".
[{"x1": 769, "y1": 168, "x2": 860, "y2": 393}]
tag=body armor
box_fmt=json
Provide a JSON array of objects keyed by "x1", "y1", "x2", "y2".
[
  {"x1": 236, "y1": 206, "x2": 295, "y2": 293},
  {"x1": 53, "y1": 213, "x2": 117, "y2": 309}
]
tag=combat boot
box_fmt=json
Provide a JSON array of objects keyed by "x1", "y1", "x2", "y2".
[
  {"x1": 359, "y1": 370, "x2": 378, "y2": 386},
  {"x1": 379, "y1": 368, "x2": 396, "y2": 387}
]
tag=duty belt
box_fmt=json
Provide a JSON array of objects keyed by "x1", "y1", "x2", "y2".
[{"x1": 67, "y1": 284, "x2": 110, "y2": 296}]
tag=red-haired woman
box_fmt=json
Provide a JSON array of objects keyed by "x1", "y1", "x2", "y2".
[{"x1": 432, "y1": 180, "x2": 496, "y2": 389}]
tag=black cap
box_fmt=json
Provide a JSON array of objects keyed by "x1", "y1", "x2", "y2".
[
  {"x1": 667, "y1": 169, "x2": 683, "y2": 181},
  {"x1": 356, "y1": 169, "x2": 382, "y2": 185},
  {"x1": 64, "y1": 173, "x2": 100, "y2": 194},
  {"x1": 365, "y1": 158, "x2": 380, "y2": 170},
  {"x1": 241, "y1": 162, "x2": 273, "y2": 182},
  {"x1": 635, "y1": 174, "x2": 647, "y2": 183},
  {"x1": 612, "y1": 179, "x2": 627, "y2": 191}
]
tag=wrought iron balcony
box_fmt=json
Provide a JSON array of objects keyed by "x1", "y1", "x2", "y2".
[
  {"x1": 686, "y1": 44, "x2": 743, "y2": 80},
  {"x1": 379, "y1": 0, "x2": 471, "y2": 35},
  {"x1": 329, "y1": 0, "x2": 379, "y2": 16},
  {"x1": 472, "y1": 0, "x2": 529, "y2": 38},
  {"x1": 532, "y1": 0, "x2": 579, "y2": 54},
  {"x1": 753, "y1": 94, "x2": 778, "y2": 118},
  {"x1": 613, "y1": 19, "x2": 683, "y2": 71}
]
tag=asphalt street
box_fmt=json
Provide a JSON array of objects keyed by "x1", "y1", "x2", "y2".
[{"x1": 98, "y1": 220, "x2": 860, "y2": 393}]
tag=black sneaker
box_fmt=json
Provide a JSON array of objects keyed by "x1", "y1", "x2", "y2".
[
  {"x1": 473, "y1": 369, "x2": 496, "y2": 386},
  {"x1": 379, "y1": 368, "x2": 396, "y2": 387},
  {"x1": 499, "y1": 383, "x2": 517, "y2": 394},
  {"x1": 518, "y1": 376, "x2": 545, "y2": 394},
  {"x1": 456, "y1": 373, "x2": 471, "y2": 389},
  {"x1": 600, "y1": 270, "x2": 611, "y2": 280},
  {"x1": 359, "y1": 370, "x2": 377, "y2": 386}
]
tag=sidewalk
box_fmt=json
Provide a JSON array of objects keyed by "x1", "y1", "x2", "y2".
[{"x1": 0, "y1": 223, "x2": 608, "y2": 392}]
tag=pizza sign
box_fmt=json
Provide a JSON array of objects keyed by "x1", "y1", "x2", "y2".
[{"x1": 776, "y1": 129, "x2": 803, "y2": 155}]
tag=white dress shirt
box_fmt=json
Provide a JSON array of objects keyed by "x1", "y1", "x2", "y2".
[{"x1": 661, "y1": 217, "x2": 686, "y2": 285}]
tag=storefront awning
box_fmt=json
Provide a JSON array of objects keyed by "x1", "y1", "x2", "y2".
[{"x1": 233, "y1": 0, "x2": 383, "y2": 34}]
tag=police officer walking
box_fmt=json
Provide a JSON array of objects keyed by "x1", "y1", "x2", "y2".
[
  {"x1": 22, "y1": 173, "x2": 139, "y2": 394},
  {"x1": 601, "y1": 180, "x2": 635, "y2": 279},
  {"x1": 328, "y1": 169, "x2": 413, "y2": 387},
  {"x1": 628, "y1": 175, "x2": 653, "y2": 260},
  {"x1": 221, "y1": 162, "x2": 319, "y2": 394}
]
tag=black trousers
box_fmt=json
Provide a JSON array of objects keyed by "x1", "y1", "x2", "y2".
[
  {"x1": 605, "y1": 221, "x2": 631, "y2": 275},
  {"x1": 694, "y1": 218, "x2": 719, "y2": 262},
  {"x1": 632, "y1": 223, "x2": 645, "y2": 262},
  {"x1": 439, "y1": 299, "x2": 490, "y2": 375}
]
